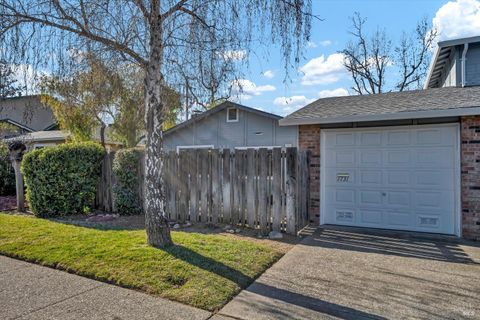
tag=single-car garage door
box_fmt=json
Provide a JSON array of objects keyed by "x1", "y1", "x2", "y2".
[{"x1": 321, "y1": 124, "x2": 459, "y2": 235}]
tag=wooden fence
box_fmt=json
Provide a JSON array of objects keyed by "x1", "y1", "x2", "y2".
[{"x1": 96, "y1": 147, "x2": 310, "y2": 235}]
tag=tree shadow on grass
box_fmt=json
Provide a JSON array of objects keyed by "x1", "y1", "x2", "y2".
[
  {"x1": 163, "y1": 244, "x2": 254, "y2": 288},
  {"x1": 164, "y1": 244, "x2": 387, "y2": 319}
]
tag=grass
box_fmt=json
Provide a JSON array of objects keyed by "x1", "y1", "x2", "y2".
[{"x1": 0, "y1": 213, "x2": 284, "y2": 311}]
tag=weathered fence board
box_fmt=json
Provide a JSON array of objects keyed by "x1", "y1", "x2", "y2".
[
  {"x1": 246, "y1": 148, "x2": 256, "y2": 228},
  {"x1": 222, "y1": 150, "x2": 232, "y2": 223},
  {"x1": 271, "y1": 148, "x2": 281, "y2": 232},
  {"x1": 96, "y1": 147, "x2": 309, "y2": 235}
]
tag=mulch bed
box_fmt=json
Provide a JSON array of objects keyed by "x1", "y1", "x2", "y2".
[{"x1": 0, "y1": 196, "x2": 21, "y2": 211}]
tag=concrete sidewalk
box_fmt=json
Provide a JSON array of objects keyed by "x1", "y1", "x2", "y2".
[{"x1": 0, "y1": 255, "x2": 211, "y2": 320}]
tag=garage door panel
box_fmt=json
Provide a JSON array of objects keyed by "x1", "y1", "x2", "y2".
[
  {"x1": 414, "y1": 170, "x2": 454, "y2": 189},
  {"x1": 385, "y1": 150, "x2": 411, "y2": 166},
  {"x1": 334, "y1": 189, "x2": 356, "y2": 204},
  {"x1": 360, "y1": 171, "x2": 382, "y2": 185},
  {"x1": 360, "y1": 132, "x2": 382, "y2": 146},
  {"x1": 386, "y1": 191, "x2": 410, "y2": 207},
  {"x1": 359, "y1": 209, "x2": 383, "y2": 224},
  {"x1": 387, "y1": 130, "x2": 410, "y2": 145},
  {"x1": 415, "y1": 127, "x2": 456, "y2": 146},
  {"x1": 359, "y1": 150, "x2": 382, "y2": 166},
  {"x1": 415, "y1": 148, "x2": 455, "y2": 168},
  {"x1": 359, "y1": 190, "x2": 383, "y2": 205},
  {"x1": 414, "y1": 191, "x2": 453, "y2": 210},
  {"x1": 322, "y1": 124, "x2": 458, "y2": 235},
  {"x1": 416, "y1": 129, "x2": 443, "y2": 145},
  {"x1": 385, "y1": 170, "x2": 410, "y2": 186},
  {"x1": 328, "y1": 207, "x2": 356, "y2": 223},
  {"x1": 385, "y1": 211, "x2": 412, "y2": 227},
  {"x1": 326, "y1": 132, "x2": 355, "y2": 146}
]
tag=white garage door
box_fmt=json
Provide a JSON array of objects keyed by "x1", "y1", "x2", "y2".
[{"x1": 321, "y1": 124, "x2": 459, "y2": 235}]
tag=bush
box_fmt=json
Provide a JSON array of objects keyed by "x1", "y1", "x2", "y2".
[
  {"x1": 112, "y1": 148, "x2": 143, "y2": 215},
  {"x1": 21, "y1": 142, "x2": 105, "y2": 217},
  {"x1": 0, "y1": 143, "x2": 16, "y2": 196}
]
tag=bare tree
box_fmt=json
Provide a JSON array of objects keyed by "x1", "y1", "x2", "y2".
[
  {"x1": 1, "y1": 0, "x2": 313, "y2": 247},
  {"x1": 0, "y1": 59, "x2": 24, "y2": 98},
  {"x1": 342, "y1": 13, "x2": 437, "y2": 95}
]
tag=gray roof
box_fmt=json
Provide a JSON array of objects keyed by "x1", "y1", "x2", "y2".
[
  {"x1": 279, "y1": 86, "x2": 480, "y2": 126},
  {"x1": 0, "y1": 95, "x2": 56, "y2": 131},
  {"x1": 165, "y1": 101, "x2": 281, "y2": 135},
  {"x1": 6, "y1": 130, "x2": 69, "y2": 142},
  {"x1": 425, "y1": 35, "x2": 480, "y2": 89}
]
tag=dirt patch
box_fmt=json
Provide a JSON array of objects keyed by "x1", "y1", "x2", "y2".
[{"x1": 49, "y1": 213, "x2": 299, "y2": 253}]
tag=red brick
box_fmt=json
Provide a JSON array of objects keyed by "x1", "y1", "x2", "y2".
[{"x1": 461, "y1": 116, "x2": 480, "y2": 240}]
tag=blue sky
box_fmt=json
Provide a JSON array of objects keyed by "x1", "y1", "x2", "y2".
[{"x1": 232, "y1": 0, "x2": 480, "y2": 116}]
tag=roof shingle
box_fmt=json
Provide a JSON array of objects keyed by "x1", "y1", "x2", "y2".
[{"x1": 280, "y1": 86, "x2": 480, "y2": 125}]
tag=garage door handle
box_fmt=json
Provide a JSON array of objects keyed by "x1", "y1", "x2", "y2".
[{"x1": 382, "y1": 192, "x2": 386, "y2": 196}]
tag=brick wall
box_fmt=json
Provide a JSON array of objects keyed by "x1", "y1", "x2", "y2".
[
  {"x1": 461, "y1": 116, "x2": 480, "y2": 241},
  {"x1": 298, "y1": 125, "x2": 321, "y2": 224}
]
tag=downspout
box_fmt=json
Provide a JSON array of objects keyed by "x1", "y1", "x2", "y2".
[{"x1": 461, "y1": 43, "x2": 469, "y2": 87}]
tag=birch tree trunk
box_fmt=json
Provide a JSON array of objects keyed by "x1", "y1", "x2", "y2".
[{"x1": 143, "y1": 11, "x2": 172, "y2": 247}]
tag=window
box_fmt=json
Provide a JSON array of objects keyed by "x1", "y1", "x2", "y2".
[{"x1": 226, "y1": 107, "x2": 239, "y2": 122}]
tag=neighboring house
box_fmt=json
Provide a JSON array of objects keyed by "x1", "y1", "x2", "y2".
[
  {"x1": 163, "y1": 101, "x2": 298, "y2": 151},
  {"x1": 0, "y1": 95, "x2": 57, "y2": 138},
  {"x1": 280, "y1": 36, "x2": 480, "y2": 241},
  {"x1": 11, "y1": 129, "x2": 123, "y2": 151}
]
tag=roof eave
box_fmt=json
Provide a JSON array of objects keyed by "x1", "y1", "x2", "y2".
[
  {"x1": 424, "y1": 46, "x2": 441, "y2": 89},
  {"x1": 279, "y1": 106, "x2": 480, "y2": 126}
]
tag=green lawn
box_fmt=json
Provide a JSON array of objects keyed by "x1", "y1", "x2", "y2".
[{"x1": 0, "y1": 213, "x2": 284, "y2": 311}]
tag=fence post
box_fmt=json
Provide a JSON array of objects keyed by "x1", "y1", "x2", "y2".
[
  {"x1": 8, "y1": 141, "x2": 26, "y2": 212},
  {"x1": 285, "y1": 147, "x2": 297, "y2": 235}
]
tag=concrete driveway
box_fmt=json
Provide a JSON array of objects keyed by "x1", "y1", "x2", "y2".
[{"x1": 214, "y1": 226, "x2": 480, "y2": 320}]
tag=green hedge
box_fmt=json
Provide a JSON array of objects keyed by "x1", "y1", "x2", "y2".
[
  {"x1": 112, "y1": 148, "x2": 143, "y2": 215},
  {"x1": 21, "y1": 142, "x2": 105, "y2": 217},
  {"x1": 0, "y1": 143, "x2": 15, "y2": 196}
]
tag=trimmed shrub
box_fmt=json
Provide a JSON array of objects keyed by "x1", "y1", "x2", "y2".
[
  {"x1": 0, "y1": 143, "x2": 15, "y2": 196},
  {"x1": 21, "y1": 142, "x2": 105, "y2": 217},
  {"x1": 112, "y1": 148, "x2": 143, "y2": 215}
]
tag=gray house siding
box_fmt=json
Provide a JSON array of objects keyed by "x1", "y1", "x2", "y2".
[
  {"x1": 437, "y1": 43, "x2": 480, "y2": 88},
  {"x1": 466, "y1": 43, "x2": 480, "y2": 86},
  {"x1": 164, "y1": 107, "x2": 297, "y2": 151}
]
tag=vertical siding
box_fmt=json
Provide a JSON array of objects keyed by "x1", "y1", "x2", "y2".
[
  {"x1": 466, "y1": 44, "x2": 480, "y2": 86},
  {"x1": 163, "y1": 107, "x2": 298, "y2": 150}
]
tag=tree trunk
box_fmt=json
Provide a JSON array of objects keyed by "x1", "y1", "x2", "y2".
[{"x1": 143, "y1": 13, "x2": 172, "y2": 248}]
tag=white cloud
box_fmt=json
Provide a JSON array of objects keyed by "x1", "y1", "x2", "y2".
[
  {"x1": 318, "y1": 88, "x2": 349, "y2": 98},
  {"x1": 433, "y1": 0, "x2": 480, "y2": 41},
  {"x1": 319, "y1": 40, "x2": 332, "y2": 47},
  {"x1": 273, "y1": 95, "x2": 315, "y2": 114},
  {"x1": 12, "y1": 64, "x2": 48, "y2": 95},
  {"x1": 231, "y1": 79, "x2": 276, "y2": 100},
  {"x1": 219, "y1": 50, "x2": 247, "y2": 61},
  {"x1": 263, "y1": 70, "x2": 274, "y2": 79},
  {"x1": 306, "y1": 41, "x2": 318, "y2": 48},
  {"x1": 299, "y1": 53, "x2": 347, "y2": 86}
]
